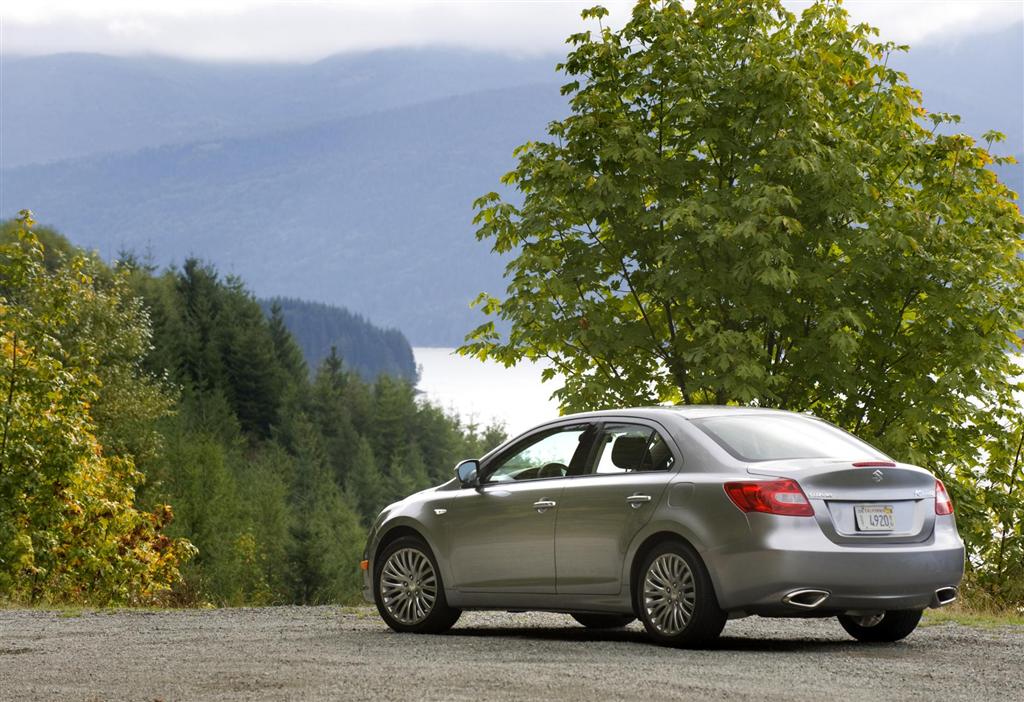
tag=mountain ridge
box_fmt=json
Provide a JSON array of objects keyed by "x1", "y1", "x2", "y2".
[
  {"x1": 261, "y1": 296, "x2": 417, "y2": 381},
  {"x1": 2, "y1": 36, "x2": 1020, "y2": 345},
  {"x1": 2, "y1": 81, "x2": 568, "y2": 344},
  {"x1": 1, "y1": 47, "x2": 564, "y2": 167}
]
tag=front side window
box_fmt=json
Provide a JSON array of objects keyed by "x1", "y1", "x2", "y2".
[
  {"x1": 484, "y1": 425, "x2": 592, "y2": 483},
  {"x1": 591, "y1": 424, "x2": 675, "y2": 474},
  {"x1": 690, "y1": 413, "x2": 889, "y2": 462}
]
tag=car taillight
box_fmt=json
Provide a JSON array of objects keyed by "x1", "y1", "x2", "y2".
[
  {"x1": 935, "y1": 479, "x2": 954, "y2": 516},
  {"x1": 723, "y1": 479, "x2": 814, "y2": 517}
]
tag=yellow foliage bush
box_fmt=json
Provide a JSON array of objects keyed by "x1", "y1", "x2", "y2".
[{"x1": 0, "y1": 211, "x2": 194, "y2": 605}]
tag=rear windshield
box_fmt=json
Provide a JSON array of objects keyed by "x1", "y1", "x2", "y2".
[{"x1": 690, "y1": 414, "x2": 889, "y2": 463}]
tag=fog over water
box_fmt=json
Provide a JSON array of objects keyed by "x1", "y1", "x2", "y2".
[
  {"x1": 413, "y1": 347, "x2": 561, "y2": 437},
  {"x1": 414, "y1": 350, "x2": 1024, "y2": 440}
]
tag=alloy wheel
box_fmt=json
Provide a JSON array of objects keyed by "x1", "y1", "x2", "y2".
[
  {"x1": 380, "y1": 547, "x2": 437, "y2": 625},
  {"x1": 643, "y1": 552, "x2": 696, "y2": 636},
  {"x1": 851, "y1": 613, "x2": 885, "y2": 628}
]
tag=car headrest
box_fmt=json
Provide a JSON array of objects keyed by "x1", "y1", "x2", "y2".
[
  {"x1": 648, "y1": 437, "x2": 672, "y2": 470},
  {"x1": 611, "y1": 435, "x2": 649, "y2": 470}
]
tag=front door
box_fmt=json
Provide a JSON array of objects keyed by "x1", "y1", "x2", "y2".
[
  {"x1": 555, "y1": 422, "x2": 677, "y2": 595},
  {"x1": 446, "y1": 423, "x2": 595, "y2": 594}
]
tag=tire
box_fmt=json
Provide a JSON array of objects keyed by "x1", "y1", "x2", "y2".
[
  {"x1": 571, "y1": 613, "x2": 636, "y2": 629},
  {"x1": 837, "y1": 610, "x2": 922, "y2": 643},
  {"x1": 373, "y1": 535, "x2": 461, "y2": 634},
  {"x1": 635, "y1": 540, "x2": 726, "y2": 648}
]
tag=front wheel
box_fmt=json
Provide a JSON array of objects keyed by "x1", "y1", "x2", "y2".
[
  {"x1": 374, "y1": 535, "x2": 461, "y2": 634},
  {"x1": 837, "y1": 610, "x2": 922, "y2": 643},
  {"x1": 636, "y1": 540, "x2": 726, "y2": 648},
  {"x1": 571, "y1": 613, "x2": 636, "y2": 629}
]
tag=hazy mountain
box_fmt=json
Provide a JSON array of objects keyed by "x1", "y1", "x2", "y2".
[
  {"x1": 1, "y1": 49, "x2": 560, "y2": 167},
  {"x1": 2, "y1": 32, "x2": 1020, "y2": 345},
  {"x1": 263, "y1": 297, "x2": 417, "y2": 381},
  {"x1": 3, "y1": 83, "x2": 568, "y2": 344}
]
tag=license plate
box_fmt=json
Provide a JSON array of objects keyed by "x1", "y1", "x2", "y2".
[{"x1": 855, "y1": 504, "x2": 895, "y2": 531}]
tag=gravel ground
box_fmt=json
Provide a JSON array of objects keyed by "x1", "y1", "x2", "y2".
[{"x1": 0, "y1": 606, "x2": 1020, "y2": 701}]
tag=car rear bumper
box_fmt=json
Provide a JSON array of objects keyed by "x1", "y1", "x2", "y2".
[{"x1": 708, "y1": 516, "x2": 965, "y2": 614}]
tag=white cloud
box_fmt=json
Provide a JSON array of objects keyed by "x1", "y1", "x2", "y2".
[
  {"x1": 828, "y1": 0, "x2": 1024, "y2": 46},
  {"x1": 0, "y1": 0, "x2": 1020, "y2": 62}
]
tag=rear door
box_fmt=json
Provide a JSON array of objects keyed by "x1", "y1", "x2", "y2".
[{"x1": 554, "y1": 421, "x2": 678, "y2": 595}]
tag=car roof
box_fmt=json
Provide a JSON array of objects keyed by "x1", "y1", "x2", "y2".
[
  {"x1": 480, "y1": 406, "x2": 813, "y2": 464},
  {"x1": 553, "y1": 405, "x2": 803, "y2": 423}
]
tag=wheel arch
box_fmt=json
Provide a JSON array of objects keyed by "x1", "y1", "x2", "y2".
[
  {"x1": 625, "y1": 526, "x2": 723, "y2": 615},
  {"x1": 374, "y1": 524, "x2": 427, "y2": 561},
  {"x1": 372, "y1": 517, "x2": 451, "y2": 584}
]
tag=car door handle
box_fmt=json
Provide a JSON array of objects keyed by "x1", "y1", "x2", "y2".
[
  {"x1": 627, "y1": 494, "x2": 652, "y2": 509},
  {"x1": 533, "y1": 499, "x2": 557, "y2": 513}
]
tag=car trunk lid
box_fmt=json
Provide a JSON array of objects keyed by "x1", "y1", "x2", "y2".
[{"x1": 747, "y1": 459, "x2": 937, "y2": 544}]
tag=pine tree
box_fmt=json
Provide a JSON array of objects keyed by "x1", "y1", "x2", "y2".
[
  {"x1": 268, "y1": 301, "x2": 308, "y2": 387},
  {"x1": 235, "y1": 444, "x2": 296, "y2": 603},
  {"x1": 287, "y1": 415, "x2": 364, "y2": 602},
  {"x1": 310, "y1": 349, "x2": 361, "y2": 485},
  {"x1": 158, "y1": 428, "x2": 247, "y2": 604},
  {"x1": 371, "y1": 374, "x2": 416, "y2": 463},
  {"x1": 347, "y1": 437, "x2": 387, "y2": 523}
]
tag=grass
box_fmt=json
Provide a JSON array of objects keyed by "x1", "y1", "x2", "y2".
[
  {"x1": 921, "y1": 603, "x2": 1024, "y2": 628},
  {"x1": 338, "y1": 605, "x2": 373, "y2": 619},
  {"x1": 0, "y1": 601, "x2": 186, "y2": 616},
  {"x1": 5, "y1": 598, "x2": 1021, "y2": 628}
]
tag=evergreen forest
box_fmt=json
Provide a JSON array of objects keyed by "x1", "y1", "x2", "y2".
[{"x1": 0, "y1": 213, "x2": 505, "y2": 605}]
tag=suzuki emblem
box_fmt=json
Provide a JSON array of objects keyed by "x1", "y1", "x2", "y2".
[{"x1": 871, "y1": 469, "x2": 884, "y2": 482}]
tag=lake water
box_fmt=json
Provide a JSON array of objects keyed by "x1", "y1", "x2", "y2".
[
  {"x1": 413, "y1": 347, "x2": 561, "y2": 436},
  {"x1": 414, "y1": 350, "x2": 1024, "y2": 438}
]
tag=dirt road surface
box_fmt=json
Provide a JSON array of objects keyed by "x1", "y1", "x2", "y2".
[{"x1": 1, "y1": 606, "x2": 1019, "y2": 701}]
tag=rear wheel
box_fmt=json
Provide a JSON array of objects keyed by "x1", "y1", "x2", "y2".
[
  {"x1": 570, "y1": 613, "x2": 635, "y2": 629},
  {"x1": 837, "y1": 610, "x2": 922, "y2": 643},
  {"x1": 374, "y1": 535, "x2": 461, "y2": 634},
  {"x1": 636, "y1": 540, "x2": 726, "y2": 648}
]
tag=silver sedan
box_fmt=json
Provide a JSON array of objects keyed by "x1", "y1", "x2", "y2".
[{"x1": 362, "y1": 407, "x2": 964, "y2": 647}]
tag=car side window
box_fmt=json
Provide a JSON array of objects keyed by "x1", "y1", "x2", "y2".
[
  {"x1": 590, "y1": 424, "x2": 675, "y2": 474},
  {"x1": 484, "y1": 424, "x2": 594, "y2": 483}
]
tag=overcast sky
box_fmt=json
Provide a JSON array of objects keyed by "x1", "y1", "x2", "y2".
[{"x1": 1, "y1": 1, "x2": 1022, "y2": 62}]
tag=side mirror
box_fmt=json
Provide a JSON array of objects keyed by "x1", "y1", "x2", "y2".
[{"x1": 455, "y1": 459, "x2": 480, "y2": 489}]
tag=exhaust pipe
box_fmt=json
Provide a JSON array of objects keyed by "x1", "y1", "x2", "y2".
[
  {"x1": 783, "y1": 589, "x2": 830, "y2": 609},
  {"x1": 933, "y1": 587, "x2": 958, "y2": 607}
]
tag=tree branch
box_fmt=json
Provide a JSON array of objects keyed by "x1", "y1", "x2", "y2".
[
  {"x1": 583, "y1": 226, "x2": 668, "y2": 363},
  {"x1": 0, "y1": 331, "x2": 18, "y2": 475},
  {"x1": 996, "y1": 424, "x2": 1024, "y2": 579}
]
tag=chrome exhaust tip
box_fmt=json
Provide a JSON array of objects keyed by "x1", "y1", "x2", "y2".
[
  {"x1": 783, "y1": 589, "x2": 830, "y2": 609},
  {"x1": 933, "y1": 586, "x2": 958, "y2": 607}
]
